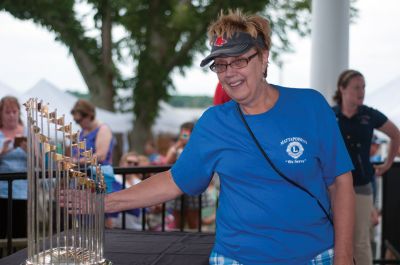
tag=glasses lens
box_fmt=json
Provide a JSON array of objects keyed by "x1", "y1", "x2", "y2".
[
  {"x1": 210, "y1": 64, "x2": 226, "y2": 73},
  {"x1": 231, "y1": 58, "x2": 247, "y2": 69},
  {"x1": 210, "y1": 64, "x2": 220, "y2": 73}
]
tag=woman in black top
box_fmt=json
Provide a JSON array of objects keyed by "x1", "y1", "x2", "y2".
[{"x1": 332, "y1": 69, "x2": 400, "y2": 265}]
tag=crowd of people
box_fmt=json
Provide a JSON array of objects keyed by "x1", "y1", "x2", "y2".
[
  {"x1": 1, "y1": 9, "x2": 400, "y2": 265},
  {"x1": 70, "y1": 99, "x2": 219, "y2": 232},
  {"x1": 0, "y1": 96, "x2": 219, "y2": 238}
]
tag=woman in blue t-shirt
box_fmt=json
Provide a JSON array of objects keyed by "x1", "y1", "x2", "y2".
[
  {"x1": 332, "y1": 69, "x2": 400, "y2": 265},
  {"x1": 102, "y1": 10, "x2": 356, "y2": 265},
  {"x1": 0, "y1": 96, "x2": 28, "y2": 239}
]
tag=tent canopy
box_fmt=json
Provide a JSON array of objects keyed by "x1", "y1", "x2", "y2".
[
  {"x1": 15, "y1": 79, "x2": 206, "y2": 135},
  {"x1": 18, "y1": 79, "x2": 133, "y2": 133},
  {"x1": 365, "y1": 76, "x2": 400, "y2": 127},
  {"x1": 0, "y1": 81, "x2": 20, "y2": 99}
]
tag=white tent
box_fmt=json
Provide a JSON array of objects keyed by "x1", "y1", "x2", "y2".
[
  {"x1": 17, "y1": 79, "x2": 207, "y2": 135},
  {"x1": 18, "y1": 79, "x2": 133, "y2": 133},
  {"x1": 365, "y1": 76, "x2": 400, "y2": 127},
  {"x1": 153, "y1": 101, "x2": 206, "y2": 135},
  {"x1": 0, "y1": 81, "x2": 20, "y2": 99}
]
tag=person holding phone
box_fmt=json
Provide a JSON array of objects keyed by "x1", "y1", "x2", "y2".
[
  {"x1": 165, "y1": 122, "x2": 193, "y2": 162},
  {"x1": 164, "y1": 122, "x2": 198, "y2": 229},
  {"x1": 164, "y1": 122, "x2": 213, "y2": 230},
  {"x1": 0, "y1": 95, "x2": 28, "y2": 239}
]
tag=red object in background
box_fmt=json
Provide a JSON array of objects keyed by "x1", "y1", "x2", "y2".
[{"x1": 213, "y1": 83, "x2": 231, "y2": 105}]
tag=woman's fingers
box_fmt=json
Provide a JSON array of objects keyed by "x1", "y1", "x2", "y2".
[{"x1": 59, "y1": 189, "x2": 97, "y2": 214}]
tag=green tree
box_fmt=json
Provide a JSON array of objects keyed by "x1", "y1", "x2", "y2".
[
  {"x1": 0, "y1": 0, "x2": 117, "y2": 110},
  {"x1": 0, "y1": 0, "x2": 312, "y2": 151}
]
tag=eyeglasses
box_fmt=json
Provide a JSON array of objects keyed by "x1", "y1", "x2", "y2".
[
  {"x1": 74, "y1": 117, "x2": 83, "y2": 124},
  {"x1": 73, "y1": 113, "x2": 87, "y2": 124},
  {"x1": 210, "y1": 52, "x2": 258, "y2": 73},
  {"x1": 126, "y1": 160, "x2": 139, "y2": 166}
]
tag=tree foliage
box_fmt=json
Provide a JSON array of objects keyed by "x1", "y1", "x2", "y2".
[
  {"x1": 1, "y1": 0, "x2": 312, "y2": 151},
  {"x1": 168, "y1": 95, "x2": 212, "y2": 108}
]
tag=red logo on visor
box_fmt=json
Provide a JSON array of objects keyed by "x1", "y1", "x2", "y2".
[{"x1": 214, "y1": 36, "x2": 227, "y2": 47}]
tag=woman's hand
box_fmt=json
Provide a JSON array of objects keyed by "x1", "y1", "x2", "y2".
[
  {"x1": 59, "y1": 188, "x2": 96, "y2": 214},
  {"x1": 19, "y1": 138, "x2": 28, "y2": 152},
  {"x1": 0, "y1": 138, "x2": 13, "y2": 155},
  {"x1": 374, "y1": 163, "x2": 391, "y2": 177},
  {"x1": 371, "y1": 207, "x2": 380, "y2": 227}
]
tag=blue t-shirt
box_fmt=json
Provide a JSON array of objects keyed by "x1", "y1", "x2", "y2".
[
  {"x1": 0, "y1": 131, "x2": 28, "y2": 199},
  {"x1": 171, "y1": 85, "x2": 353, "y2": 265}
]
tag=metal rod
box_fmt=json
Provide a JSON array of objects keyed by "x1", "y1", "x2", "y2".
[
  {"x1": 55, "y1": 110, "x2": 61, "y2": 263},
  {"x1": 34, "y1": 99, "x2": 40, "y2": 263},
  {"x1": 27, "y1": 105, "x2": 33, "y2": 260},
  {"x1": 6, "y1": 178, "x2": 13, "y2": 256},
  {"x1": 40, "y1": 108, "x2": 46, "y2": 265},
  {"x1": 47, "y1": 109, "x2": 53, "y2": 265}
]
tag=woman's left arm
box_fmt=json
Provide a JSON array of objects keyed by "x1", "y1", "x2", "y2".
[
  {"x1": 328, "y1": 171, "x2": 355, "y2": 265},
  {"x1": 375, "y1": 120, "x2": 400, "y2": 176},
  {"x1": 95, "y1": 125, "x2": 113, "y2": 162}
]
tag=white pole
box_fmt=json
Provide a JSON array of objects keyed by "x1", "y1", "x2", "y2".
[{"x1": 310, "y1": 0, "x2": 350, "y2": 104}]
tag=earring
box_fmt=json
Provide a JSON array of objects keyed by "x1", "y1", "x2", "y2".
[{"x1": 263, "y1": 64, "x2": 268, "y2": 78}]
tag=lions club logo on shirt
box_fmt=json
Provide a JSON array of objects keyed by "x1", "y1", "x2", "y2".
[
  {"x1": 286, "y1": 142, "x2": 304, "y2": 159},
  {"x1": 280, "y1": 137, "x2": 308, "y2": 164}
]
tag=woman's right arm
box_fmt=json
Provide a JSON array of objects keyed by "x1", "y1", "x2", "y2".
[
  {"x1": 374, "y1": 119, "x2": 400, "y2": 176},
  {"x1": 105, "y1": 170, "x2": 183, "y2": 213}
]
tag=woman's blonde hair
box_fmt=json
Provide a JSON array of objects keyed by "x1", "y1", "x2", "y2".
[{"x1": 207, "y1": 9, "x2": 271, "y2": 52}]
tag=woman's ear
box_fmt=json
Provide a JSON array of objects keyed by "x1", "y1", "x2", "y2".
[{"x1": 262, "y1": 50, "x2": 269, "y2": 65}]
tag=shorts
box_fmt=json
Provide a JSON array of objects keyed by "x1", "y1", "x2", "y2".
[{"x1": 209, "y1": 248, "x2": 334, "y2": 265}]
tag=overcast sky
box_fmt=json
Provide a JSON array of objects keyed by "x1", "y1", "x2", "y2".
[{"x1": 1, "y1": 0, "x2": 399, "y2": 97}]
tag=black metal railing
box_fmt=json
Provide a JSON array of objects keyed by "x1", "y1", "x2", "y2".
[
  {"x1": 0, "y1": 165, "x2": 213, "y2": 257},
  {"x1": 112, "y1": 165, "x2": 208, "y2": 232},
  {"x1": 114, "y1": 165, "x2": 170, "y2": 231},
  {"x1": 0, "y1": 171, "x2": 26, "y2": 257},
  {"x1": 2, "y1": 163, "x2": 400, "y2": 264}
]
